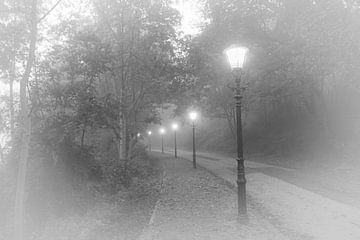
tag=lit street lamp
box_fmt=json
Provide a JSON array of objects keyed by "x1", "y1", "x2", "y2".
[
  {"x1": 172, "y1": 123, "x2": 179, "y2": 158},
  {"x1": 147, "y1": 131, "x2": 152, "y2": 151},
  {"x1": 159, "y1": 127, "x2": 166, "y2": 153},
  {"x1": 225, "y1": 45, "x2": 248, "y2": 219},
  {"x1": 189, "y1": 111, "x2": 198, "y2": 168}
]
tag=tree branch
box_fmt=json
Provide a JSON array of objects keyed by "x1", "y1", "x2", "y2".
[{"x1": 38, "y1": 0, "x2": 63, "y2": 23}]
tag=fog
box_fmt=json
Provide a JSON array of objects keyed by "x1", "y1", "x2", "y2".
[{"x1": 1, "y1": 0, "x2": 360, "y2": 239}]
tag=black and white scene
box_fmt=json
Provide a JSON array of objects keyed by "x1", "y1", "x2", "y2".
[{"x1": 1, "y1": 0, "x2": 360, "y2": 239}]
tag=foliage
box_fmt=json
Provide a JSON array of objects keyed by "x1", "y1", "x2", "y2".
[
  {"x1": 187, "y1": 0, "x2": 360, "y2": 158},
  {"x1": 0, "y1": 1, "x2": 190, "y2": 239},
  {"x1": 2, "y1": 0, "x2": 360, "y2": 238}
]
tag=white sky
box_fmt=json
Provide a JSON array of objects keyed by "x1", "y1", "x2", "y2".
[
  {"x1": 0, "y1": 0, "x2": 203, "y2": 97},
  {"x1": 44, "y1": 0, "x2": 204, "y2": 36},
  {"x1": 173, "y1": 0, "x2": 204, "y2": 36},
  {"x1": 0, "y1": 0, "x2": 204, "y2": 147},
  {"x1": 0, "y1": 82, "x2": 17, "y2": 95},
  {"x1": 0, "y1": 82, "x2": 7, "y2": 95}
]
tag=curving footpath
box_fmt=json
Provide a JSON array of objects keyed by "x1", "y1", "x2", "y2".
[
  {"x1": 148, "y1": 149, "x2": 360, "y2": 240},
  {"x1": 137, "y1": 153, "x2": 307, "y2": 240}
]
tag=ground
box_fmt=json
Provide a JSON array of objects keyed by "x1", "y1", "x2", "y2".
[
  {"x1": 32, "y1": 154, "x2": 163, "y2": 240},
  {"x1": 138, "y1": 153, "x2": 304, "y2": 240},
  {"x1": 145, "y1": 149, "x2": 360, "y2": 240}
]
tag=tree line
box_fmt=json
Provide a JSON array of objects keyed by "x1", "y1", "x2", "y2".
[
  {"x1": 1, "y1": 0, "x2": 360, "y2": 239},
  {"x1": 187, "y1": 0, "x2": 360, "y2": 156},
  {"x1": 0, "y1": 0, "x2": 190, "y2": 239}
]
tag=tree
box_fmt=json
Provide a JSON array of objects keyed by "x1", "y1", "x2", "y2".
[
  {"x1": 0, "y1": 0, "x2": 32, "y2": 140},
  {"x1": 13, "y1": 0, "x2": 37, "y2": 238},
  {"x1": 91, "y1": 0, "x2": 185, "y2": 163},
  {"x1": 23, "y1": 0, "x2": 191, "y2": 189},
  {"x1": 10, "y1": 0, "x2": 67, "y2": 239},
  {"x1": 189, "y1": 0, "x2": 360, "y2": 155}
]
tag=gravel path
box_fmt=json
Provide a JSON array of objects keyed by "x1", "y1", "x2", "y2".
[{"x1": 138, "y1": 153, "x2": 292, "y2": 240}]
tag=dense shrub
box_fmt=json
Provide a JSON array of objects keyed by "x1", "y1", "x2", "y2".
[
  {"x1": 0, "y1": 165, "x2": 15, "y2": 240},
  {"x1": 92, "y1": 139, "x2": 152, "y2": 195},
  {"x1": 0, "y1": 126, "x2": 157, "y2": 239}
]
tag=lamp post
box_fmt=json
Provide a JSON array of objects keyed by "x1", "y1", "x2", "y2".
[
  {"x1": 189, "y1": 111, "x2": 198, "y2": 168},
  {"x1": 147, "y1": 131, "x2": 152, "y2": 151},
  {"x1": 159, "y1": 127, "x2": 165, "y2": 153},
  {"x1": 225, "y1": 45, "x2": 248, "y2": 219},
  {"x1": 172, "y1": 123, "x2": 179, "y2": 158}
]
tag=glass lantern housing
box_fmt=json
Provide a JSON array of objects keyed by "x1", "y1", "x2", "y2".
[
  {"x1": 189, "y1": 111, "x2": 198, "y2": 121},
  {"x1": 172, "y1": 123, "x2": 179, "y2": 130},
  {"x1": 225, "y1": 45, "x2": 248, "y2": 70}
]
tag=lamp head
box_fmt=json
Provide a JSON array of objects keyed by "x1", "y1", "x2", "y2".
[
  {"x1": 159, "y1": 128, "x2": 166, "y2": 135},
  {"x1": 172, "y1": 123, "x2": 179, "y2": 130},
  {"x1": 189, "y1": 111, "x2": 198, "y2": 121},
  {"x1": 225, "y1": 45, "x2": 248, "y2": 70},
  {"x1": 147, "y1": 131, "x2": 152, "y2": 135}
]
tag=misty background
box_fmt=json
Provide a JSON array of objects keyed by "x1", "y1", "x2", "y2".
[{"x1": 1, "y1": 0, "x2": 360, "y2": 239}]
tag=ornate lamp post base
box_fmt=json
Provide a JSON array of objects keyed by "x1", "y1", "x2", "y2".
[{"x1": 237, "y1": 157, "x2": 247, "y2": 219}]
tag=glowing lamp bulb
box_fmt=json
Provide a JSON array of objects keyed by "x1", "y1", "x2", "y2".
[
  {"x1": 172, "y1": 123, "x2": 179, "y2": 130},
  {"x1": 159, "y1": 128, "x2": 165, "y2": 134},
  {"x1": 225, "y1": 45, "x2": 248, "y2": 70},
  {"x1": 189, "y1": 111, "x2": 198, "y2": 121}
]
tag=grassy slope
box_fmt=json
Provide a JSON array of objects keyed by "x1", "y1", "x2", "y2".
[
  {"x1": 193, "y1": 116, "x2": 360, "y2": 170},
  {"x1": 36, "y1": 154, "x2": 163, "y2": 240},
  {"x1": 0, "y1": 129, "x2": 163, "y2": 240}
]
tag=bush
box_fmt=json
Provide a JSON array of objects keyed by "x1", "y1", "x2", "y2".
[{"x1": 0, "y1": 166, "x2": 15, "y2": 240}]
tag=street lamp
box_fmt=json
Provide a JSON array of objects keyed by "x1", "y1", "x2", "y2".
[
  {"x1": 189, "y1": 111, "x2": 198, "y2": 168},
  {"x1": 172, "y1": 123, "x2": 179, "y2": 158},
  {"x1": 147, "y1": 131, "x2": 152, "y2": 151},
  {"x1": 225, "y1": 45, "x2": 248, "y2": 219},
  {"x1": 159, "y1": 127, "x2": 166, "y2": 153}
]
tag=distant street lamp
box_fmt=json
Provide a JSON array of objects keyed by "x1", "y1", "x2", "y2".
[
  {"x1": 172, "y1": 123, "x2": 179, "y2": 158},
  {"x1": 159, "y1": 127, "x2": 166, "y2": 153},
  {"x1": 147, "y1": 131, "x2": 152, "y2": 151},
  {"x1": 189, "y1": 111, "x2": 198, "y2": 168},
  {"x1": 225, "y1": 45, "x2": 248, "y2": 219}
]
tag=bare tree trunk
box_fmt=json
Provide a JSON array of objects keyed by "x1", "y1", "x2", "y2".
[
  {"x1": 225, "y1": 111, "x2": 236, "y2": 140},
  {"x1": 0, "y1": 144, "x2": 3, "y2": 162},
  {"x1": 10, "y1": 55, "x2": 15, "y2": 138},
  {"x1": 122, "y1": 116, "x2": 129, "y2": 160},
  {"x1": 81, "y1": 123, "x2": 87, "y2": 147},
  {"x1": 9, "y1": 0, "x2": 16, "y2": 139},
  {"x1": 14, "y1": 1, "x2": 37, "y2": 239},
  {"x1": 120, "y1": 114, "x2": 131, "y2": 187},
  {"x1": 14, "y1": 117, "x2": 30, "y2": 240},
  {"x1": 119, "y1": 114, "x2": 127, "y2": 160},
  {"x1": 116, "y1": 111, "x2": 122, "y2": 159}
]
